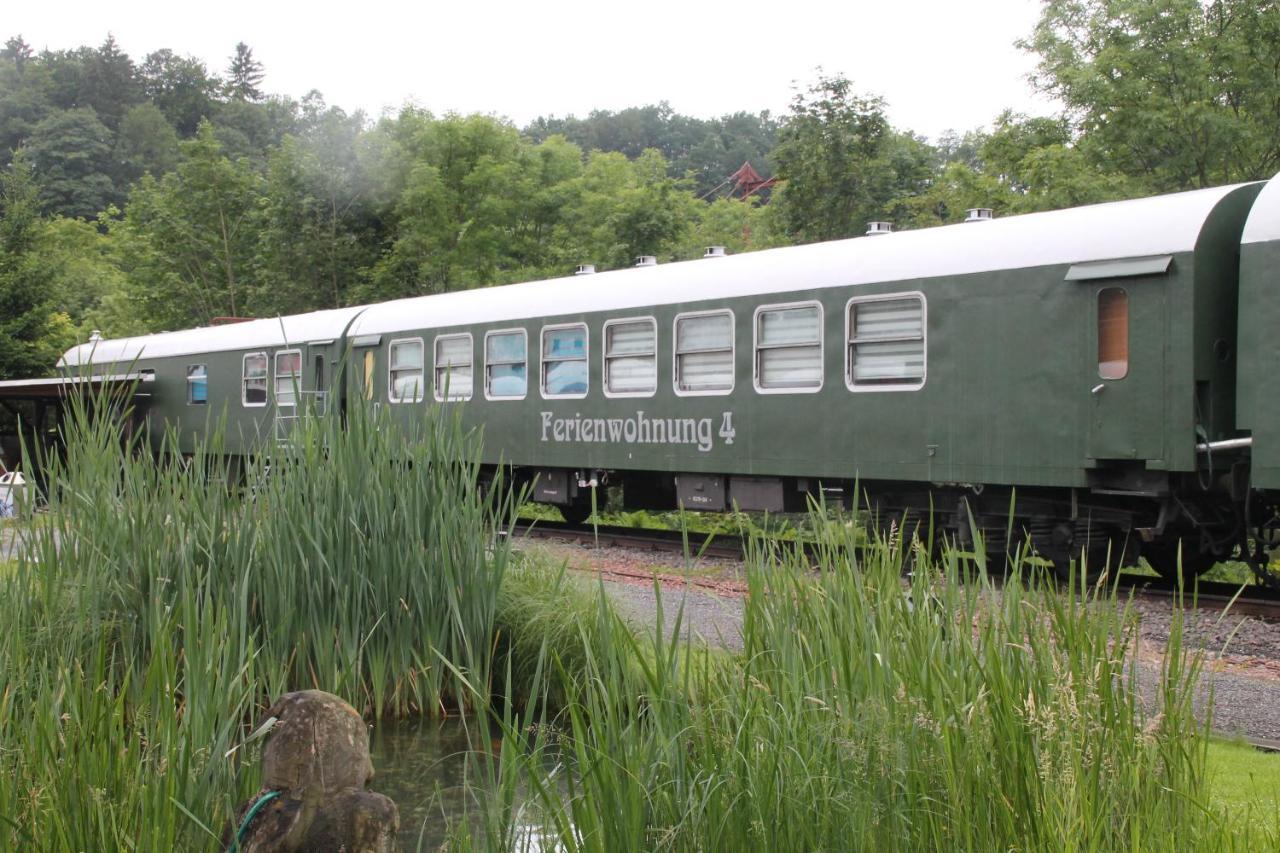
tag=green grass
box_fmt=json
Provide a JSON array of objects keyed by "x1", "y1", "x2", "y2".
[
  {"x1": 479, "y1": 522, "x2": 1277, "y2": 852},
  {"x1": 1207, "y1": 739, "x2": 1280, "y2": 837},
  {"x1": 0, "y1": 397, "x2": 515, "y2": 849}
]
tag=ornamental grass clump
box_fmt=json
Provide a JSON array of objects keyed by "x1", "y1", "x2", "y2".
[
  {"x1": 0, "y1": 395, "x2": 513, "y2": 850},
  {"x1": 499, "y1": 512, "x2": 1265, "y2": 852}
]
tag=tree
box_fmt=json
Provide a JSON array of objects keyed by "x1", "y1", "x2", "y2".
[
  {"x1": 1, "y1": 36, "x2": 33, "y2": 71},
  {"x1": 114, "y1": 102, "x2": 181, "y2": 184},
  {"x1": 1023, "y1": 0, "x2": 1280, "y2": 189},
  {"x1": 769, "y1": 72, "x2": 898, "y2": 243},
  {"x1": 24, "y1": 107, "x2": 117, "y2": 218},
  {"x1": 119, "y1": 122, "x2": 262, "y2": 327},
  {"x1": 82, "y1": 35, "x2": 142, "y2": 132},
  {"x1": 0, "y1": 157, "x2": 69, "y2": 378},
  {"x1": 0, "y1": 36, "x2": 52, "y2": 163},
  {"x1": 254, "y1": 105, "x2": 379, "y2": 314},
  {"x1": 140, "y1": 49, "x2": 219, "y2": 135},
  {"x1": 226, "y1": 42, "x2": 264, "y2": 102}
]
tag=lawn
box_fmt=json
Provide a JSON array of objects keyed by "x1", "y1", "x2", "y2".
[{"x1": 1207, "y1": 739, "x2": 1280, "y2": 837}]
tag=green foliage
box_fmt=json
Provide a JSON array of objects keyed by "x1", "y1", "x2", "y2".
[
  {"x1": 0, "y1": 157, "x2": 69, "y2": 378},
  {"x1": 140, "y1": 48, "x2": 219, "y2": 135},
  {"x1": 1023, "y1": 0, "x2": 1280, "y2": 190},
  {"x1": 119, "y1": 122, "x2": 262, "y2": 326},
  {"x1": 24, "y1": 107, "x2": 117, "y2": 218},
  {"x1": 225, "y1": 42, "x2": 265, "y2": 103},
  {"x1": 524, "y1": 103, "x2": 779, "y2": 197},
  {"x1": 114, "y1": 101, "x2": 181, "y2": 184},
  {"x1": 770, "y1": 72, "x2": 900, "y2": 242}
]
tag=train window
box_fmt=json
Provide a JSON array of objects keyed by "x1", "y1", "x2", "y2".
[
  {"x1": 604, "y1": 318, "x2": 657, "y2": 397},
  {"x1": 754, "y1": 302, "x2": 823, "y2": 392},
  {"x1": 541, "y1": 323, "x2": 588, "y2": 398},
  {"x1": 674, "y1": 310, "x2": 734, "y2": 395},
  {"x1": 846, "y1": 294, "x2": 926, "y2": 391},
  {"x1": 1098, "y1": 287, "x2": 1129, "y2": 380},
  {"x1": 434, "y1": 334, "x2": 474, "y2": 401},
  {"x1": 274, "y1": 350, "x2": 302, "y2": 406},
  {"x1": 388, "y1": 338, "x2": 425, "y2": 403},
  {"x1": 242, "y1": 353, "x2": 268, "y2": 407},
  {"x1": 187, "y1": 364, "x2": 208, "y2": 405},
  {"x1": 485, "y1": 329, "x2": 527, "y2": 400}
]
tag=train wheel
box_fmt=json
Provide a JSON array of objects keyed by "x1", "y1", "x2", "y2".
[
  {"x1": 1141, "y1": 538, "x2": 1219, "y2": 583},
  {"x1": 558, "y1": 498, "x2": 594, "y2": 525},
  {"x1": 1046, "y1": 528, "x2": 1136, "y2": 585}
]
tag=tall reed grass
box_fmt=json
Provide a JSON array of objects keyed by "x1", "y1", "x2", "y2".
[
  {"x1": 487, "y1": 517, "x2": 1269, "y2": 852},
  {"x1": 0, "y1": 397, "x2": 513, "y2": 849}
]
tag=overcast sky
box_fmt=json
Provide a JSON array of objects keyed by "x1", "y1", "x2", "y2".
[{"x1": 7, "y1": 0, "x2": 1056, "y2": 140}]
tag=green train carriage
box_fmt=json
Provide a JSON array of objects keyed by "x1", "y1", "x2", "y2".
[{"x1": 56, "y1": 177, "x2": 1271, "y2": 577}]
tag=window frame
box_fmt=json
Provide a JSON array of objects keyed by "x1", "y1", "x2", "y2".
[
  {"x1": 187, "y1": 363, "x2": 208, "y2": 406},
  {"x1": 433, "y1": 332, "x2": 474, "y2": 402},
  {"x1": 752, "y1": 300, "x2": 825, "y2": 395},
  {"x1": 672, "y1": 309, "x2": 736, "y2": 398},
  {"x1": 387, "y1": 337, "x2": 426, "y2": 404},
  {"x1": 484, "y1": 328, "x2": 529, "y2": 401},
  {"x1": 273, "y1": 349, "x2": 303, "y2": 407},
  {"x1": 844, "y1": 291, "x2": 928, "y2": 393},
  {"x1": 602, "y1": 316, "x2": 658, "y2": 399},
  {"x1": 242, "y1": 352, "x2": 268, "y2": 408},
  {"x1": 540, "y1": 322, "x2": 590, "y2": 400}
]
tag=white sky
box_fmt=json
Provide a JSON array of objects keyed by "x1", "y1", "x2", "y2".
[{"x1": 7, "y1": 0, "x2": 1055, "y2": 141}]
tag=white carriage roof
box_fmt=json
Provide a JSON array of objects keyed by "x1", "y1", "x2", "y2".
[
  {"x1": 60, "y1": 306, "x2": 366, "y2": 367},
  {"x1": 348, "y1": 181, "x2": 1259, "y2": 337},
  {"x1": 1243, "y1": 172, "x2": 1280, "y2": 245},
  {"x1": 64, "y1": 180, "x2": 1261, "y2": 366}
]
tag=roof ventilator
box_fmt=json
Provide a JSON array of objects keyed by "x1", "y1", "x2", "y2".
[
  {"x1": 965, "y1": 208, "x2": 994, "y2": 223},
  {"x1": 635, "y1": 255, "x2": 658, "y2": 267},
  {"x1": 574, "y1": 264, "x2": 596, "y2": 275},
  {"x1": 865, "y1": 221, "x2": 893, "y2": 236},
  {"x1": 704, "y1": 245, "x2": 727, "y2": 258}
]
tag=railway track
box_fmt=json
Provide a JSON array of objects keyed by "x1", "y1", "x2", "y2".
[{"x1": 508, "y1": 519, "x2": 1280, "y2": 619}]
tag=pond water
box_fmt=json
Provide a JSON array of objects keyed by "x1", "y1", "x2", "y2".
[{"x1": 368, "y1": 716, "x2": 559, "y2": 851}]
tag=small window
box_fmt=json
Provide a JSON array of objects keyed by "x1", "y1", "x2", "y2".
[
  {"x1": 542, "y1": 324, "x2": 588, "y2": 398},
  {"x1": 604, "y1": 318, "x2": 657, "y2": 396},
  {"x1": 755, "y1": 303, "x2": 823, "y2": 392},
  {"x1": 485, "y1": 330, "x2": 527, "y2": 400},
  {"x1": 434, "y1": 334, "x2": 473, "y2": 400},
  {"x1": 187, "y1": 364, "x2": 208, "y2": 405},
  {"x1": 243, "y1": 353, "x2": 268, "y2": 407},
  {"x1": 362, "y1": 350, "x2": 375, "y2": 401},
  {"x1": 388, "y1": 338, "x2": 425, "y2": 403},
  {"x1": 1098, "y1": 287, "x2": 1128, "y2": 380},
  {"x1": 274, "y1": 350, "x2": 302, "y2": 406},
  {"x1": 674, "y1": 311, "x2": 734, "y2": 395},
  {"x1": 847, "y1": 294, "x2": 926, "y2": 390}
]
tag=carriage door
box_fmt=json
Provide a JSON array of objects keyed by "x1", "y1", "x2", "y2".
[
  {"x1": 1085, "y1": 277, "x2": 1166, "y2": 463},
  {"x1": 273, "y1": 349, "x2": 302, "y2": 442},
  {"x1": 306, "y1": 342, "x2": 332, "y2": 415}
]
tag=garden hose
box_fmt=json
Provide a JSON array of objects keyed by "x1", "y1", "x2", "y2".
[{"x1": 228, "y1": 789, "x2": 281, "y2": 852}]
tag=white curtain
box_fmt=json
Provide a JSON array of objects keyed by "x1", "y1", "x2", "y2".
[
  {"x1": 850, "y1": 299, "x2": 924, "y2": 384},
  {"x1": 607, "y1": 321, "x2": 655, "y2": 393},
  {"x1": 677, "y1": 313, "x2": 731, "y2": 352},
  {"x1": 758, "y1": 307, "x2": 820, "y2": 388},
  {"x1": 676, "y1": 314, "x2": 733, "y2": 392},
  {"x1": 758, "y1": 306, "x2": 819, "y2": 347}
]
